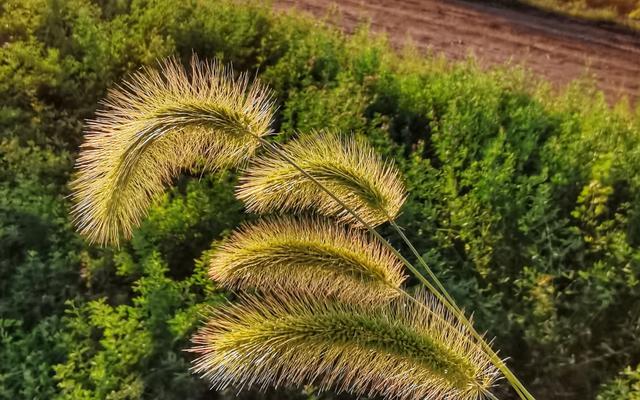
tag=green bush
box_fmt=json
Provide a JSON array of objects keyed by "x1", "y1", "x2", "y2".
[
  {"x1": 598, "y1": 364, "x2": 640, "y2": 400},
  {"x1": 1, "y1": 0, "x2": 639, "y2": 399}
]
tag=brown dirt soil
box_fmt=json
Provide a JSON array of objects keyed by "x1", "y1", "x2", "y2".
[{"x1": 274, "y1": 0, "x2": 640, "y2": 104}]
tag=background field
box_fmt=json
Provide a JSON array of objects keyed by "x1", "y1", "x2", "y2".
[
  {"x1": 521, "y1": 0, "x2": 640, "y2": 28},
  {"x1": 275, "y1": 0, "x2": 640, "y2": 103},
  {"x1": 1, "y1": 0, "x2": 640, "y2": 399}
]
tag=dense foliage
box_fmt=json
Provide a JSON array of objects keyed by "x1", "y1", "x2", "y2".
[{"x1": 1, "y1": 0, "x2": 639, "y2": 399}]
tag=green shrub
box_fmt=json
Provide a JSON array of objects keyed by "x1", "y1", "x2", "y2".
[
  {"x1": 598, "y1": 364, "x2": 640, "y2": 400},
  {"x1": 1, "y1": 0, "x2": 639, "y2": 398}
]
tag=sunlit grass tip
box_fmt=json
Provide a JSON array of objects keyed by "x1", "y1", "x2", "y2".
[
  {"x1": 210, "y1": 216, "x2": 407, "y2": 301},
  {"x1": 189, "y1": 290, "x2": 500, "y2": 400},
  {"x1": 70, "y1": 56, "x2": 275, "y2": 246},
  {"x1": 236, "y1": 131, "x2": 407, "y2": 228}
]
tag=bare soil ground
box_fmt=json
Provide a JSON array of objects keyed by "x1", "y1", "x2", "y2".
[{"x1": 275, "y1": 0, "x2": 640, "y2": 104}]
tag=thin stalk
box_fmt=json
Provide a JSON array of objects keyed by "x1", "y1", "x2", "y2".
[
  {"x1": 393, "y1": 287, "x2": 479, "y2": 350},
  {"x1": 257, "y1": 137, "x2": 535, "y2": 400},
  {"x1": 389, "y1": 221, "x2": 535, "y2": 400},
  {"x1": 395, "y1": 286, "x2": 528, "y2": 400},
  {"x1": 389, "y1": 221, "x2": 457, "y2": 307},
  {"x1": 391, "y1": 288, "x2": 502, "y2": 400},
  {"x1": 257, "y1": 139, "x2": 445, "y2": 299}
]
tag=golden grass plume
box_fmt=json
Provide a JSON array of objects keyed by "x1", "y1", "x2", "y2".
[
  {"x1": 210, "y1": 216, "x2": 406, "y2": 300},
  {"x1": 71, "y1": 56, "x2": 275, "y2": 245},
  {"x1": 190, "y1": 291, "x2": 500, "y2": 400},
  {"x1": 236, "y1": 131, "x2": 407, "y2": 228}
]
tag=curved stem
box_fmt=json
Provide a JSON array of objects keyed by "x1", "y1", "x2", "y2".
[
  {"x1": 394, "y1": 287, "x2": 503, "y2": 400},
  {"x1": 395, "y1": 264, "x2": 528, "y2": 400},
  {"x1": 388, "y1": 221, "x2": 534, "y2": 400},
  {"x1": 389, "y1": 221, "x2": 456, "y2": 308},
  {"x1": 258, "y1": 137, "x2": 534, "y2": 400}
]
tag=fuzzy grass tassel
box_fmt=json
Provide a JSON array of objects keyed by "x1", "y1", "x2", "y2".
[
  {"x1": 236, "y1": 132, "x2": 407, "y2": 228},
  {"x1": 190, "y1": 291, "x2": 499, "y2": 400},
  {"x1": 71, "y1": 56, "x2": 275, "y2": 245},
  {"x1": 210, "y1": 216, "x2": 406, "y2": 300}
]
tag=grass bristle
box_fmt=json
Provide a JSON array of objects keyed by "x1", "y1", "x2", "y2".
[
  {"x1": 236, "y1": 132, "x2": 407, "y2": 228},
  {"x1": 70, "y1": 56, "x2": 275, "y2": 245},
  {"x1": 190, "y1": 291, "x2": 500, "y2": 400},
  {"x1": 210, "y1": 216, "x2": 406, "y2": 301}
]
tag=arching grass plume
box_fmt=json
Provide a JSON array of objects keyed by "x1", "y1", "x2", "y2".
[
  {"x1": 210, "y1": 216, "x2": 406, "y2": 300},
  {"x1": 71, "y1": 56, "x2": 275, "y2": 245},
  {"x1": 236, "y1": 131, "x2": 407, "y2": 228},
  {"x1": 190, "y1": 291, "x2": 499, "y2": 400},
  {"x1": 70, "y1": 55, "x2": 531, "y2": 400}
]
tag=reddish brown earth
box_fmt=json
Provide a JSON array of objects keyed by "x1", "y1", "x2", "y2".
[{"x1": 275, "y1": 0, "x2": 640, "y2": 103}]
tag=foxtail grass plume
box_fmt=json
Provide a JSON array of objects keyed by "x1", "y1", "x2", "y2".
[
  {"x1": 236, "y1": 132, "x2": 407, "y2": 228},
  {"x1": 210, "y1": 217, "x2": 406, "y2": 301},
  {"x1": 71, "y1": 56, "x2": 275, "y2": 245},
  {"x1": 190, "y1": 291, "x2": 499, "y2": 400}
]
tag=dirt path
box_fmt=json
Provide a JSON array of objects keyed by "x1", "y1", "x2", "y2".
[{"x1": 275, "y1": 0, "x2": 640, "y2": 103}]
